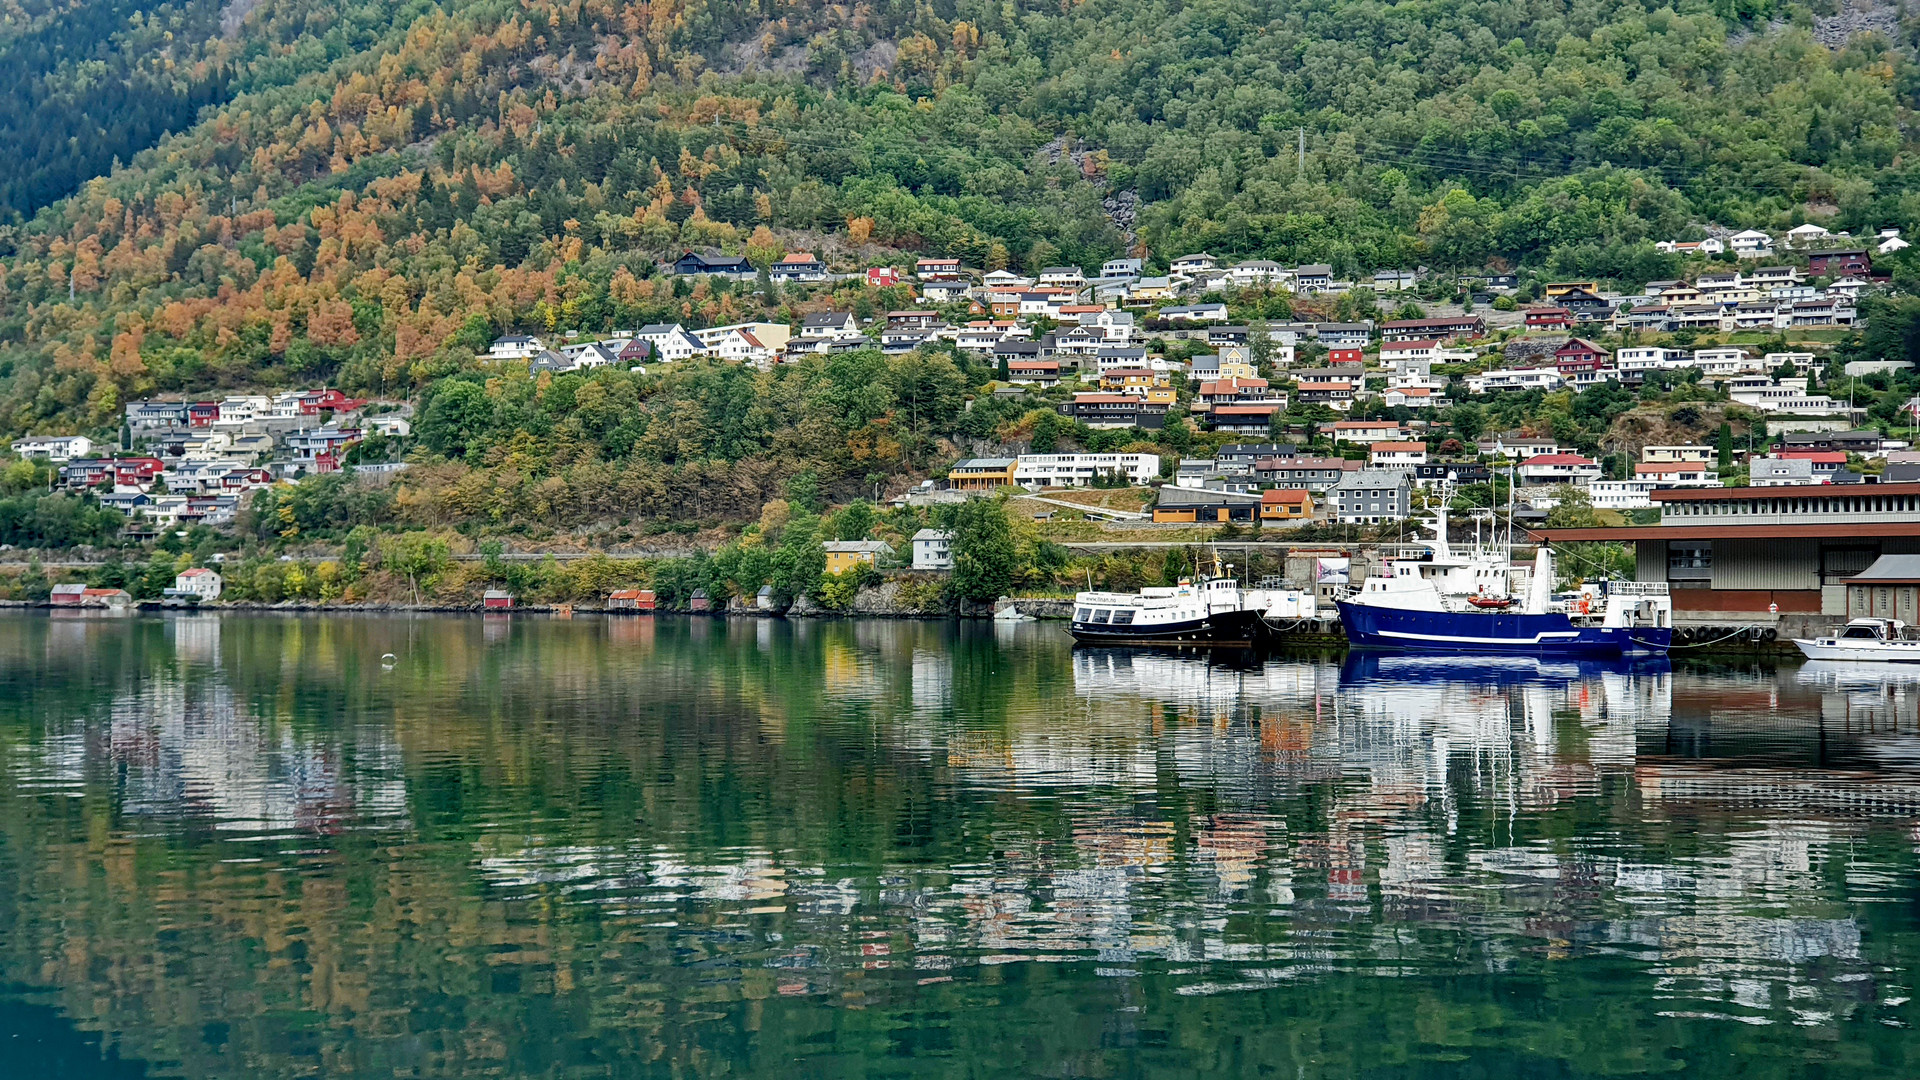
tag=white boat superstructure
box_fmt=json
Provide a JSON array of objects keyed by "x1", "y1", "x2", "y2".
[
  {"x1": 1794, "y1": 619, "x2": 1920, "y2": 663},
  {"x1": 1069, "y1": 561, "x2": 1318, "y2": 646}
]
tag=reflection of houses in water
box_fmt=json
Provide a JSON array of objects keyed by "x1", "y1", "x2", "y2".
[
  {"x1": 911, "y1": 648, "x2": 951, "y2": 713},
  {"x1": 71, "y1": 665, "x2": 413, "y2": 834},
  {"x1": 164, "y1": 613, "x2": 221, "y2": 665}
]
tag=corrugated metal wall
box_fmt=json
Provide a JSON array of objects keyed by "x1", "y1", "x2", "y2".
[
  {"x1": 1636, "y1": 541, "x2": 1664, "y2": 582},
  {"x1": 1711, "y1": 539, "x2": 1821, "y2": 590}
]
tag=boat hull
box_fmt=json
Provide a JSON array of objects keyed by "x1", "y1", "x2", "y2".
[
  {"x1": 1068, "y1": 609, "x2": 1266, "y2": 647},
  {"x1": 1792, "y1": 639, "x2": 1920, "y2": 662},
  {"x1": 1338, "y1": 601, "x2": 1670, "y2": 657}
]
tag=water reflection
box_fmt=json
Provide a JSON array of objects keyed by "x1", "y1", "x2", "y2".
[{"x1": 0, "y1": 614, "x2": 1914, "y2": 1078}]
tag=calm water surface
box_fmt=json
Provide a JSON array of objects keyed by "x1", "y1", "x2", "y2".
[{"x1": 0, "y1": 613, "x2": 1917, "y2": 1077}]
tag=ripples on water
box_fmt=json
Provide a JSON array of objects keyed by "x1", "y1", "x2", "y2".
[{"x1": 0, "y1": 613, "x2": 1917, "y2": 1077}]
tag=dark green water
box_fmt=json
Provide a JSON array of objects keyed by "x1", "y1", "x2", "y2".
[{"x1": 0, "y1": 613, "x2": 1916, "y2": 1077}]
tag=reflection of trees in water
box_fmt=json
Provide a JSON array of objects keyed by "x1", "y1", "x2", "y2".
[{"x1": 0, "y1": 617, "x2": 1911, "y2": 1077}]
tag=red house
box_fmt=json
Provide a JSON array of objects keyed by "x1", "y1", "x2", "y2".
[
  {"x1": 483, "y1": 590, "x2": 514, "y2": 609},
  {"x1": 113, "y1": 457, "x2": 166, "y2": 487},
  {"x1": 1525, "y1": 307, "x2": 1573, "y2": 329},
  {"x1": 186, "y1": 402, "x2": 219, "y2": 427},
  {"x1": 1326, "y1": 347, "x2": 1365, "y2": 368},
  {"x1": 865, "y1": 267, "x2": 903, "y2": 288},
  {"x1": 1807, "y1": 248, "x2": 1871, "y2": 278},
  {"x1": 1554, "y1": 338, "x2": 1609, "y2": 375},
  {"x1": 301, "y1": 389, "x2": 367, "y2": 415}
]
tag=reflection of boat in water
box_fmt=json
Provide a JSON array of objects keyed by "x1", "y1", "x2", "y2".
[
  {"x1": 1796, "y1": 657, "x2": 1920, "y2": 687},
  {"x1": 1338, "y1": 650, "x2": 1670, "y2": 687},
  {"x1": 1793, "y1": 619, "x2": 1920, "y2": 663}
]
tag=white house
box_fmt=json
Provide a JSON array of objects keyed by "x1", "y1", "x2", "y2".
[
  {"x1": 1729, "y1": 229, "x2": 1774, "y2": 256},
  {"x1": 1227, "y1": 261, "x2": 1289, "y2": 288},
  {"x1": 216, "y1": 395, "x2": 272, "y2": 426},
  {"x1": 169, "y1": 568, "x2": 223, "y2": 601},
  {"x1": 1633, "y1": 461, "x2": 1722, "y2": 488},
  {"x1": 1786, "y1": 223, "x2": 1833, "y2": 248},
  {"x1": 1170, "y1": 254, "x2": 1218, "y2": 275},
  {"x1": 1037, "y1": 266, "x2": 1088, "y2": 289},
  {"x1": 1379, "y1": 339, "x2": 1443, "y2": 365},
  {"x1": 1727, "y1": 377, "x2": 1846, "y2": 415},
  {"x1": 1691, "y1": 347, "x2": 1760, "y2": 378},
  {"x1": 1589, "y1": 480, "x2": 1657, "y2": 509},
  {"x1": 11, "y1": 435, "x2": 93, "y2": 462},
  {"x1": 1465, "y1": 367, "x2": 1563, "y2": 393},
  {"x1": 1013, "y1": 453, "x2": 1160, "y2": 488},
  {"x1": 1158, "y1": 303, "x2": 1229, "y2": 323},
  {"x1": 487, "y1": 335, "x2": 545, "y2": 360},
  {"x1": 1879, "y1": 228, "x2": 1910, "y2": 255},
  {"x1": 695, "y1": 325, "x2": 775, "y2": 366},
  {"x1": 563, "y1": 343, "x2": 621, "y2": 369},
  {"x1": 1642, "y1": 444, "x2": 1714, "y2": 464},
  {"x1": 1382, "y1": 386, "x2": 1442, "y2": 409},
  {"x1": 1655, "y1": 237, "x2": 1725, "y2": 256},
  {"x1": 800, "y1": 312, "x2": 860, "y2": 340},
  {"x1": 1615, "y1": 347, "x2": 1693, "y2": 376},
  {"x1": 1368, "y1": 442, "x2": 1429, "y2": 468},
  {"x1": 636, "y1": 323, "x2": 704, "y2": 362},
  {"x1": 1081, "y1": 309, "x2": 1137, "y2": 344},
  {"x1": 911, "y1": 528, "x2": 955, "y2": 571},
  {"x1": 1516, "y1": 453, "x2": 1602, "y2": 487}
]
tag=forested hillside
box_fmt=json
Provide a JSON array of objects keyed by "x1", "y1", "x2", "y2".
[{"x1": 0, "y1": 0, "x2": 1913, "y2": 510}]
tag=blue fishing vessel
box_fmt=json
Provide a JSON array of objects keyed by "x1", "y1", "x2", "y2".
[{"x1": 1336, "y1": 510, "x2": 1672, "y2": 658}]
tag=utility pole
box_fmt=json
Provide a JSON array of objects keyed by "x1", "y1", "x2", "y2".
[{"x1": 1298, "y1": 128, "x2": 1306, "y2": 174}]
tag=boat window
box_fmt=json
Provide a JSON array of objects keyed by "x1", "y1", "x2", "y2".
[
  {"x1": 1840, "y1": 625, "x2": 1880, "y2": 639},
  {"x1": 1074, "y1": 608, "x2": 1091, "y2": 621},
  {"x1": 1092, "y1": 609, "x2": 1112, "y2": 623},
  {"x1": 1111, "y1": 609, "x2": 1135, "y2": 625}
]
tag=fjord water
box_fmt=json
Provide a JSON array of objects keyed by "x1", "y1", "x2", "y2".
[{"x1": 0, "y1": 615, "x2": 1916, "y2": 1077}]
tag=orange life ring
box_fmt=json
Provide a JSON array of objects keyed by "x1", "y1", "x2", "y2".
[{"x1": 1578, "y1": 597, "x2": 1591, "y2": 615}]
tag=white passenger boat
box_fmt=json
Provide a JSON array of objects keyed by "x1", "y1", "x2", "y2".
[
  {"x1": 1793, "y1": 619, "x2": 1920, "y2": 663},
  {"x1": 1067, "y1": 557, "x2": 1317, "y2": 647}
]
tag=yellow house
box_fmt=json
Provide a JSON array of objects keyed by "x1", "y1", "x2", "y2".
[
  {"x1": 823, "y1": 541, "x2": 894, "y2": 575},
  {"x1": 1544, "y1": 281, "x2": 1600, "y2": 298},
  {"x1": 1098, "y1": 367, "x2": 1170, "y2": 394},
  {"x1": 947, "y1": 457, "x2": 1017, "y2": 490},
  {"x1": 1260, "y1": 489, "x2": 1314, "y2": 520},
  {"x1": 1210, "y1": 344, "x2": 1257, "y2": 380}
]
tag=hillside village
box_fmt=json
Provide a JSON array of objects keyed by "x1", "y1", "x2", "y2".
[{"x1": 50, "y1": 218, "x2": 1913, "y2": 549}]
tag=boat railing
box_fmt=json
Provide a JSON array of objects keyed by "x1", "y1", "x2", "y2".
[{"x1": 1608, "y1": 581, "x2": 1670, "y2": 596}]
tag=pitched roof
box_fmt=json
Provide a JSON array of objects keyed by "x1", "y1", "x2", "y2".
[{"x1": 1845, "y1": 554, "x2": 1920, "y2": 584}]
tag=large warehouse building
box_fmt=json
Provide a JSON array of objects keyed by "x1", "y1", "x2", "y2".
[{"x1": 1532, "y1": 484, "x2": 1920, "y2": 623}]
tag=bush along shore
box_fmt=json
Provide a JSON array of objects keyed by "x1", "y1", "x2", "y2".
[{"x1": 0, "y1": 497, "x2": 1296, "y2": 616}]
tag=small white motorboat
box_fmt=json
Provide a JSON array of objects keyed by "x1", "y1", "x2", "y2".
[{"x1": 1793, "y1": 619, "x2": 1920, "y2": 662}]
